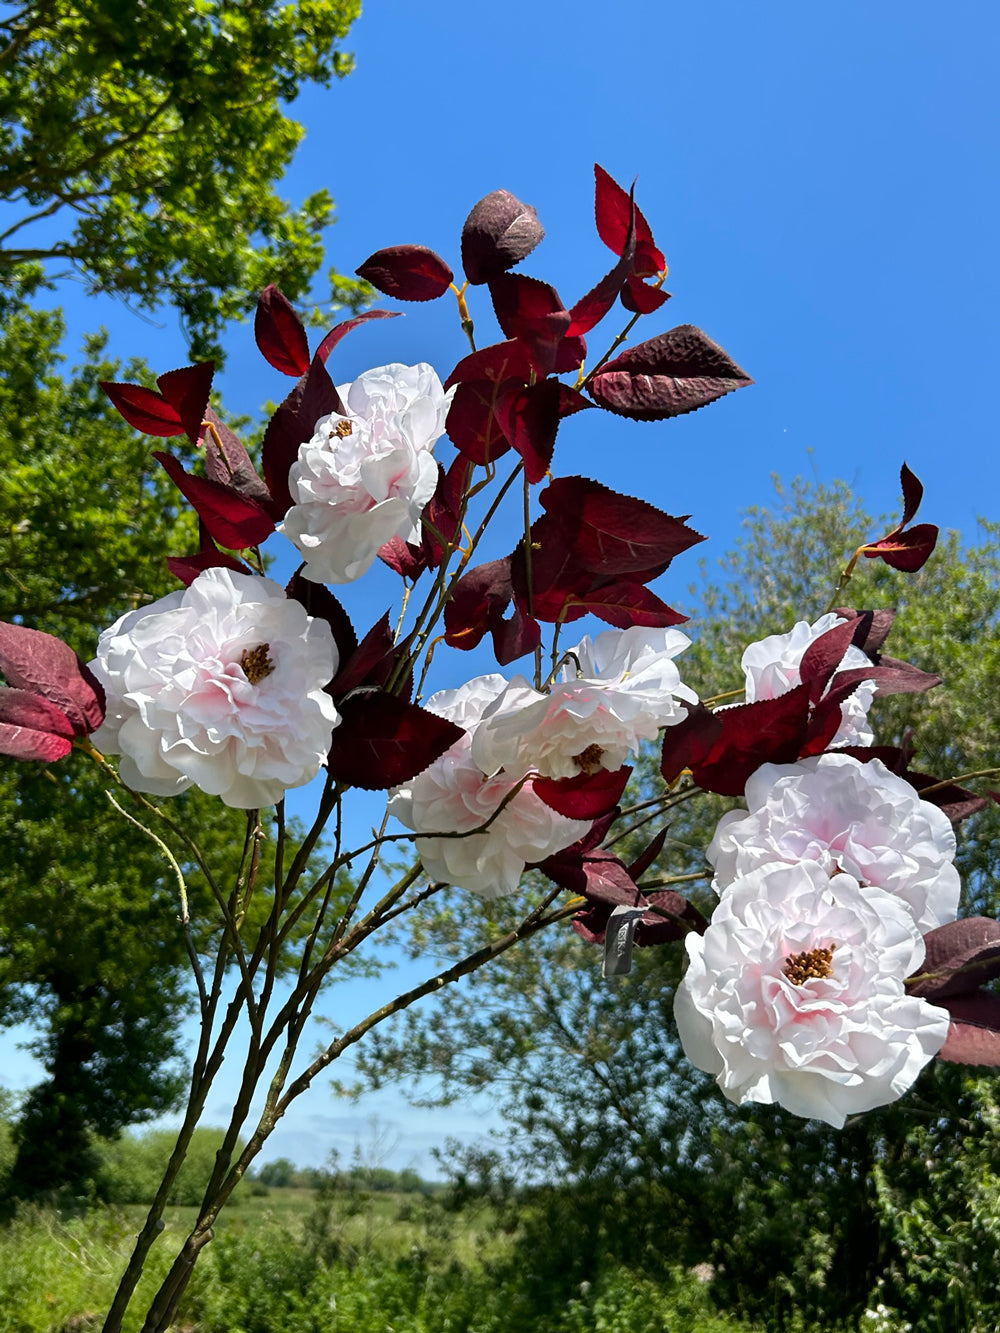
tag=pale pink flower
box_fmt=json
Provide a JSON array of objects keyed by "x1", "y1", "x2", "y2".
[
  {"x1": 674, "y1": 860, "x2": 950, "y2": 1127},
  {"x1": 388, "y1": 676, "x2": 589, "y2": 898},
  {"x1": 741, "y1": 613, "x2": 877, "y2": 746},
  {"x1": 281, "y1": 363, "x2": 452, "y2": 584},
  {"x1": 707, "y1": 753, "x2": 960, "y2": 933},
  {"x1": 89, "y1": 568, "x2": 339, "y2": 808},
  {"x1": 471, "y1": 626, "x2": 697, "y2": 781}
]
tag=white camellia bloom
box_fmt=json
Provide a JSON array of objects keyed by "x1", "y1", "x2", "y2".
[
  {"x1": 281, "y1": 362, "x2": 452, "y2": 584},
  {"x1": 741, "y1": 612, "x2": 877, "y2": 746},
  {"x1": 674, "y1": 860, "x2": 951, "y2": 1127},
  {"x1": 707, "y1": 753, "x2": 960, "y2": 933},
  {"x1": 471, "y1": 626, "x2": 698, "y2": 781},
  {"x1": 89, "y1": 568, "x2": 339, "y2": 809},
  {"x1": 388, "y1": 675, "x2": 590, "y2": 898}
]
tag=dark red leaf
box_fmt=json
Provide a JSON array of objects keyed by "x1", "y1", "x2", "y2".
[
  {"x1": 0, "y1": 720, "x2": 73, "y2": 762},
  {"x1": 557, "y1": 386, "x2": 594, "y2": 419},
  {"x1": 286, "y1": 570, "x2": 358, "y2": 674},
  {"x1": 261, "y1": 357, "x2": 346, "y2": 516},
  {"x1": 331, "y1": 611, "x2": 395, "y2": 697},
  {"x1": 488, "y1": 273, "x2": 571, "y2": 377},
  {"x1": 627, "y1": 827, "x2": 669, "y2": 882},
  {"x1": 446, "y1": 380, "x2": 513, "y2": 466},
  {"x1": 538, "y1": 847, "x2": 639, "y2": 904},
  {"x1": 620, "y1": 276, "x2": 671, "y2": 315},
  {"x1": 155, "y1": 361, "x2": 215, "y2": 444},
  {"x1": 356, "y1": 245, "x2": 453, "y2": 302},
  {"x1": 444, "y1": 338, "x2": 534, "y2": 390},
  {"x1": 863, "y1": 524, "x2": 939, "y2": 573},
  {"x1": 444, "y1": 558, "x2": 513, "y2": 651},
  {"x1": 573, "y1": 890, "x2": 707, "y2": 947},
  {"x1": 836, "y1": 607, "x2": 897, "y2": 656},
  {"x1": 255, "y1": 285, "x2": 310, "y2": 376},
  {"x1": 542, "y1": 476, "x2": 706, "y2": 575},
  {"x1": 909, "y1": 918, "x2": 1000, "y2": 1000},
  {"x1": 99, "y1": 381, "x2": 184, "y2": 437},
  {"x1": 0, "y1": 622, "x2": 104, "y2": 734},
  {"x1": 154, "y1": 453, "x2": 275, "y2": 550},
  {"x1": 315, "y1": 309, "x2": 401, "y2": 365},
  {"x1": 202, "y1": 408, "x2": 275, "y2": 511},
  {"x1": 167, "y1": 522, "x2": 253, "y2": 585},
  {"x1": 576, "y1": 580, "x2": 689, "y2": 630},
  {"x1": 566, "y1": 191, "x2": 637, "y2": 337},
  {"x1": 419, "y1": 456, "x2": 470, "y2": 569},
  {"x1": 534, "y1": 765, "x2": 631, "y2": 820},
  {"x1": 0, "y1": 687, "x2": 74, "y2": 738},
  {"x1": 494, "y1": 379, "x2": 562, "y2": 483},
  {"x1": 379, "y1": 535, "x2": 428, "y2": 581},
  {"x1": 799, "y1": 616, "x2": 865, "y2": 704},
  {"x1": 325, "y1": 693, "x2": 464, "y2": 789},
  {"x1": 490, "y1": 600, "x2": 541, "y2": 665},
  {"x1": 589, "y1": 325, "x2": 753, "y2": 421},
  {"x1": 593, "y1": 165, "x2": 665, "y2": 272},
  {"x1": 553, "y1": 333, "x2": 588, "y2": 374},
  {"x1": 899, "y1": 462, "x2": 924, "y2": 527},
  {"x1": 461, "y1": 189, "x2": 545, "y2": 285},
  {"x1": 937, "y1": 993, "x2": 1000, "y2": 1065}
]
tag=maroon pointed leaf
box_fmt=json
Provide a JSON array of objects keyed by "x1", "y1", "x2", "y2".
[
  {"x1": 0, "y1": 719, "x2": 74, "y2": 762},
  {"x1": 419, "y1": 456, "x2": 470, "y2": 569},
  {"x1": 620, "y1": 276, "x2": 671, "y2": 315},
  {"x1": 261, "y1": 357, "x2": 346, "y2": 515},
  {"x1": 286, "y1": 570, "x2": 358, "y2": 673},
  {"x1": 557, "y1": 386, "x2": 594, "y2": 419},
  {"x1": 444, "y1": 338, "x2": 534, "y2": 390},
  {"x1": 379, "y1": 535, "x2": 429, "y2": 581},
  {"x1": 315, "y1": 309, "x2": 400, "y2": 365},
  {"x1": 589, "y1": 326, "x2": 752, "y2": 421},
  {"x1": 909, "y1": 919, "x2": 1000, "y2": 1000},
  {"x1": 326, "y1": 693, "x2": 464, "y2": 789},
  {"x1": 202, "y1": 409, "x2": 275, "y2": 511},
  {"x1": 446, "y1": 380, "x2": 513, "y2": 466},
  {"x1": 491, "y1": 601, "x2": 541, "y2": 665},
  {"x1": 461, "y1": 189, "x2": 545, "y2": 285},
  {"x1": 668, "y1": 687, "x2": 815, "y2": 797},
  {"x1": 356, "y1": 245, "x2": 454, "y2": 302},
  {"x1": 660, "y1": 704, "x2": 723, "y2": 784},
  {"x1": 593, "y1": 165, "x2": 665, "y2": 273},
  {"x1": 534, "y1": 765, "x2": 631, "y2": 820},
  {"x1": 444, "y1": 558, "x2": 514, "y2": 651},
  {"x1": 627, "y1": 827, "x2": 669, "y2": 882},
  {"x1": 167, "y1": 522, "x2": 254, "y2": 585},
  {"x1": 899, "y1": 462, "x2": 924, "y2": 526},
  {"x1": 863, "y1": 524, "x2": 939, "y2": 573},
  {"x1": 331, "y1": 611, "x2": 395, "y2": 697},
  {"x1": 937, "y1": 993, "x2": 1000, "y2": 1065},
  {"x1": 799, "y1": 616, "x2": 865, "y2": 704},
  {"x1": 537, "y1": 847, "x2": 640, "y2": 904},
  {"x1": 154, "y1": 453, "x2": 275, "y2": 551},
  {"x1": 542, "y1": 476, "x2": 706, "y2": 575},
  {"x1": 255, "y1": 285, "x2": 311, "y2": 377},
  {"x1": 0, "y1": 687, "x2": 75, "y2": 738},
  {"x1": 494, "y1": 379, "x2": 562, "y2": 483},
  {"x1": 0, "y1": 622, "x2": 104, "y2": 734},
  {"x1": 99, "y1": 381, "x2": 184, "y2": 437},
  {"x1": 578, "y1": 580, "x2": 689, "y2": 630},
  {"x1": 566, "y1": 192, "x2": 637, "y2": 337},
  {"x1": 832, "y1": 658, "x2": 941, "y2": 698},
  {"x1": 553, "y1": 332, "x2": 588, "y2": 374},
  {"x1": 574, "y1": 888, "x2": 707, "y2": 947},
  {"x1": 157, "y1": 362, "x2": 215, "y2": 443},
  {"x1": 488, "y1": 273, "x2": 571, "y2": 377},
  {"x1": 836, "y1": 607, "x2": 897, "y2": 657}
]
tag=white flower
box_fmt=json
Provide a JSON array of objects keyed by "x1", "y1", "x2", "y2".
[
  {"x1": 387, "y1": 675, "x2": 589, "y2": 898},
  {"x1": 707, "y1": 753, "x2": 960, "y2": 933},
  {"x1": 674, "y1": 861, "x2": 950, "y2": 1127},
  {"x1": 280, "y1": 362, "x2": 452, "y2": 584},
  {"x1": 741, "y1": 612, "x2": 877, "y2": 746},
  {"x1": 89, "y1": 568, "x2": 339, "y2": 808},
  {"x1": 471, "y1": 626, "x2": 698, "y2": 781}
]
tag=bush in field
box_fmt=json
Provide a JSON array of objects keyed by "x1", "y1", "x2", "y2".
[{"x1": 95, "y1": 1128, "x2": 245, "y2": 1207}]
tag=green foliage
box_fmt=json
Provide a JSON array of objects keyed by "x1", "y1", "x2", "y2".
[
  {"x1": 0, "y1": 0, "x2": 369, "y2": 359},
  {"x1": 95, "y1": 1128, "x2": 247, "y2": 1208}
]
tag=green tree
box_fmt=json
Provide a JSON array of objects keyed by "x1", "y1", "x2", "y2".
[
  {"x1": 357, "y1": 479, "x2": 1000, "y2": 1329},
  {"x1": 0, "y1": 0, "x2": 368, "y2": 359}
]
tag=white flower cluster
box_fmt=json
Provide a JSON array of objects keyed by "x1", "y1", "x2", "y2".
[
  {"x1": 281, "y1": 363, "x2": 452, "y2": 584},
  {"x1": 390, "y1": 627, "x2": 697, "y2": 896},
  {"x1": 90, "y1": 569, "x2": 339, "y2": 809},
  {"x1": 675, "y1": 619, "x2": 959, "y2": 1126}
]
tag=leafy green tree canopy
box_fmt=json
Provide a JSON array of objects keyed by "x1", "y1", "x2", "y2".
[{"x1": 0, "y1": 0, "x2": 368, "y2": 359}]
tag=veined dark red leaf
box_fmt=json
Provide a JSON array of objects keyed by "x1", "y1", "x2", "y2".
[
  {"x1": 589, "y1": 325, "x2": 752, "y2": 421},
  {"x1": 261, "y1": 357, "x2": 346, "y2": 516},
  {"x1": 534, "y1": 766, "x2": 631, "y2": 820},
  {"x1": 167, "y1": 522, "x2": 254, "y2": 585},
  {"x1": 0, "y1": 622, "x2": 105, "y2": 734},
  {"x1": 0, "y1": 720, "x2": 74, "y2": 762},
  {"x1": 799, "y1": 616, "x2": 866, "y2": 704},
  {"x1": 356, "y1": 245, "x2": 454, "y2": 302},
  {"x1": 627, "y1": 827, "x2": 669, "y2": 882},
  {"x1": 937, "y1": 993, "x2": 1000, "y2": 1065},
  {"x1": 331, "y1": 611, "x2": 394, "y2": 697},
  {"x1": 491, "y1": 601, "x2": 541, "y2": 665},
  {"x1": 202, "y1": 408, "x2": 275, "y2": 511},
  {"x1": 488, "y1": 273, "x2": 571, "y2": 377},
  {"x1": 899, "y1": 462, "x2": 924, "y2": 526},
  {"x1": 325, "y1": 693, "x2": 464, "y2": 789},
  {"x1": 255, "y1": 285, "x2": 310, "y2": 377},
  {"x1": 557, "y1": 386, "x2": 594, "y2": 419},
  {"x1": 154, "y1": 453, "x2": 276, "y2": 551},
  {"x1": 620, "y1": 275, "x2": 671, "y2": 315},
  {"x1": 0, "y1": 687, "x2": 74, "y2": 738},
  {"x1": 566, "y1": 191, "x2": 637, "y2": 337},
  {"x1": 836, "y1": 607, "x2": 897, "y2": 656},
  {"x1": 444, "y1": 338, "x2": 534, "y2": 390},
  {"x1": 379, "y1": 535, "x2": 428, "y2": 581},
  {"x1": 542, "y1": 475, "x2": 706, "y2": 575},
  {"x1": 494, "y1": 379, "x2": 562, "y2": 483},
  {"x1": 99, "y1": 381, "x2": 184, "y2": 437},
  {"x1": 446, "y1": 380, "x2": 513, "y2": 466},
  {"x1": 573, "y1": 890, "x2": 706, "y2": 947},
  {"x1": 443, "y1": 558, "x2": 513, "y2": 651},
  {"x1": 553, "y1": 333, "x2": 588, "y2": 374},
  {"x1": 461, "y1": 189, "x2": 545, "y2": 285},
  {"x1": 577, "y1": 580, "x2": 688, "y2": 629},
  {"x1": 315, "y1": 309, "x2": 400, "y2": 365},
  {"x1": 156, "y1": 361, "x2": 215, "y2": 444},
  {"x1": 863, "y1": 524, "x2": 939, "y2": 573},
  {"x1": 286, "y1": 570, "x2": 358, "y2": 674},
  {"x1": 420, "y1": 456, "x2": 470, "y2": 567},
  {"x1": 537, "y1": 847, "x2": 639, "y2": 904},
  {"x1": 593, "y1": 165, "x2": 665, "y2": 272},
  {"x1": 909, "y1": 918, "x2": 1000, "y2": 1000}
]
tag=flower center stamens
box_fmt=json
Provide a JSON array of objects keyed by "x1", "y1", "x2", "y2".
[
  {"x1": 783, "y1": 944, "x2": 836, "y2": 985},
  {"x1": 334, "y1": 419, "x2": 353, "y2": 438},
  {"x1": 240, "y1": 643, "x2": 275, "y2": 684},
  {"x1": 573, "y1": 743, "x2": 605, "y2": 775}
]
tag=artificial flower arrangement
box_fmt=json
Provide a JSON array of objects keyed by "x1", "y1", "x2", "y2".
[{"x1": 1, "y1": 166, "x2": 998, "y2": 1331}]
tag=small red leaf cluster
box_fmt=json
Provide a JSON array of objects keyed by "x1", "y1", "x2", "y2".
[
  {"x1": 909, "y1": 919, "x2": 1000, "y2": 1065},
  {"x1": 861, "y1": 463, "x2": 939, "y2": 572},
  {"x1": 0, "y1": 623, "x2": 105, "y2": 762}
]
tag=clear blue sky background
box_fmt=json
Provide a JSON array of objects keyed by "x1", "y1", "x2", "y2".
[{"x1": 4, "y1": 0, "x2": 998, "y2": 1174}]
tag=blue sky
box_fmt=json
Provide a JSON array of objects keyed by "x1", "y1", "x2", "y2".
[{"x1": 3, "y1": 0, "x2": 998, "y2": 1173}]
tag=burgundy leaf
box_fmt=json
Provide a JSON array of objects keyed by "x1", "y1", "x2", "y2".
[
  {"x1": 837, "y1": 607, "x2": 897, "y2": 656},
  {"x1": 589, "y1": 325, "x2": 753, "y2": 421},
  {"x1": 167, "y1": 522, "x2": 254, "y2": 585},
  {"x1": 494, "y1": 379, "x2": 562, "y2": 483},
  {"x1": 799, "y1": 616, "x2": 866, "y2": 704},
  {"x1": 420, "y1": 456, "x2": 471, "y2": 569},
  {"x1": 937, "y1": 993, "x2": 1000, "y2": 1065},
  {"x1": 325, "y1": 693, "x2": 464, "y2": 789},
  {"x1": 156, "y1": 362, "x2": 215, "y2": 444},
  {"x1": 357, "y1": 245, "x2": 454, "y2": 302},
  {"x1": 446, "y1": 380, "x2": 513, "y2": 466},
  {"x1": 315, "y1": 309, "x2": 400, "y2": 365},
  {"x1": 863, "y1": 524, "x2": 939, "y2": 573},
  {"x1": 488, "y1": 273, "x2": 571, "y2": 377},
  {"x1": 286, "y1": 570, "x2": 358, "y2": 672},
  {"x1": 379, "y1": 535, "x2": 429, "y2": 581},
  {"x1": 566, "y1": 192, "x2": 637, "y2": 337},
  {"x1": 620, "y1": 276, "x2": 671, "y2": 315},
  {"x1": 573, "y1": 889, "x2": 706, "y2": 947},
  {"x1": 899, "y1": 462, "x2": 924, "y2": 526},
  {"x1": 490, "y1": 601, "x2": 541, "y2": 666},
  {"x1": 0, "y1": 720, "x2": 74, "y2": 762},
  {"x1": 99, "y1": 381, "x2": 184, "y2": 437},
  {"x1": 331, "y1": 611, "x2": 395, "y2": 697},
  {"x1": 909, "y1": 918, "x2": 1000, "y2": 999},
  {"x1": 627, "y1": 827, "x2": 669, "y2": 882},
  {"x1": 0, "y1": 687, "x2": 74, "y2": 738},
  {"x1": 577, "y1": 580, "x2": 689, "y2": 630},
  {"x1": 255, "y1": 285, "x2": 310, "y2": 377},
  {"x1": 444, "y1": 558, "x2": 513, "y2": 651},
  {"x1": 202, "y1": 409, "x2": 275, "y2": 511},
  {"x1": 593, "y1": 165, "x2": 665, "y2": 273},
  {"x1": 261, "y1": 357, "x2": 346, "y2": 516},
  {"x1": 537, "y1": 847, "x2": 640, "y2": 904},
  {"x1": 154, "y1": 453, "x2": 275, "y2": 551},
  {"x1": 444, "y1": 338, "x2": 534, "y2": 390},
  {"x1": 0, "y1": 623, "x2": 104, "y2": 734},
  {"x1": 832, "y1": 659, "x2": 941, "y2": 698},
  {"x1": 534, "y1": 765, "x2": 631, "y2": 820},
  {"x1": 557, "y1": 386, "x2": 594, "y2": 419},
  {"x1": 461, "y1": 189, "x2": 545, "y2": 285}
]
